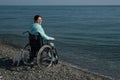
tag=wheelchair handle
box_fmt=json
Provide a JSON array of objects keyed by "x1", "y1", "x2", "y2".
[{"x1": 22, "y1": 31, "x2": 30, "y2": 35}]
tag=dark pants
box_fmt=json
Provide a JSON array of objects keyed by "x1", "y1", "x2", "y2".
[{"x1": 29, "y1": 34, "x2": 43, "y2": 62}]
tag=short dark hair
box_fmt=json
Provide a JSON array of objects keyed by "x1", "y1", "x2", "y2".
[{"x1": 34, "y1": 15, "x2": 41, "y2": 22}]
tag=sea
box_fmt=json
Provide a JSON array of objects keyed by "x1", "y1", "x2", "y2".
[{"x1": 0, "y1": 5, "x2": 120, "y2": 79}]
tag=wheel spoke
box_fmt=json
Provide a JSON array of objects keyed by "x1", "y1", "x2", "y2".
[{"x1": 37, "y1": 45, "x2": 53, "y2": 67}]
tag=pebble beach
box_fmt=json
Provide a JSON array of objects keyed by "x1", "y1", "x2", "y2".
[{"x1": 0, "y1": 43, "x2": 113, "y2": 80}]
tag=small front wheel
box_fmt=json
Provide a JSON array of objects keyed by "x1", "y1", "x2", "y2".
[{"x1": 52, "y1": 48, "x2": 59, "y2": 64}]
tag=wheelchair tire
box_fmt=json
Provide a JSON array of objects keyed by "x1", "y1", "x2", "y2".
[
  {"x1": 22, "y1": 43, "x2": 31, "y2": 64},
  {"x1": 37, "y1": 45, "x2": 54, "y2": 67}
]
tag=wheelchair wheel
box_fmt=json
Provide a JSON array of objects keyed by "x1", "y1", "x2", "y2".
[
  {"x1": 52, "y1": 48, "x2": 59, "y2": 64},
  {"x1": 23, "y1": 43, "x2": 31, "y2": 64},
  {"x1": 23, "y1": 43, "x2": 31, "y2": 51},
  {"x1": 37, "y1": 45, "x2": 53, "y2": 67}
]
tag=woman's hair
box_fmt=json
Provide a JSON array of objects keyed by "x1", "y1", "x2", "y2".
[{"x1": 34, "y1": 15, "x2": 42, "y2": 22}]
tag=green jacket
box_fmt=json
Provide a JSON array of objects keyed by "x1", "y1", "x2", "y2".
[{"x1": 30, "y1": 23, "x2": 54, "y2": 40}]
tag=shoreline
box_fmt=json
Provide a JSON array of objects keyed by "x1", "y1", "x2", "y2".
[
  {"x1": 0, "y1": 43, "x2": 113, "y2": 80},
  {"x1": 60, "y1": 61, "x2": 113, "y2": 80}
]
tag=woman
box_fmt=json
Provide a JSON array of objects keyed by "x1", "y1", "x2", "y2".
[{"x1": 29, "y1": 15, "x2": 55, "y2": 63}]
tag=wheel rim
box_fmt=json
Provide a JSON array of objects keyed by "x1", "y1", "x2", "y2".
[{"x1": 37, "y1": 45, "x2": 53, "y2": 67}]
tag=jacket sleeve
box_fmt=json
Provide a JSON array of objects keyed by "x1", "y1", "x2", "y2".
[{"x1": 36, "y1": 25, "x2": 54, "y2": 40}]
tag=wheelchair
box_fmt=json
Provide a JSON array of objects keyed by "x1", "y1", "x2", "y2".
[{"x1": 23, "y1": 31, "x2": 59, "y2": 67}]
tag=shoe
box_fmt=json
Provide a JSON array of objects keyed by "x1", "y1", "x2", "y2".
[
  {"x1": 30, "y1": 62, "x2": 34, "y2": 65},
  {"x1": 26, "y1": 58, "x2": 34, "y2": 65}
]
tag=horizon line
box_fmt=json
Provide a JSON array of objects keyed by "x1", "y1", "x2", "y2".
[{"x1": 0, "y1": 4, "x2": 120, "y2": 6}]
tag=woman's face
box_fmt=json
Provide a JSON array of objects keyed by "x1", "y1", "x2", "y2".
[{"x1": 37, "y1": 17, "x2": 42, "y2": 24}]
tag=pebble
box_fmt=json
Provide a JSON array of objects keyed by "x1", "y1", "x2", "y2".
[{"x1": 0, "y1": 76, "x2": 3, "y2": 79}]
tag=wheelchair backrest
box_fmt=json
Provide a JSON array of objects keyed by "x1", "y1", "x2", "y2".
[{"x1": 28, "y1": 32, "x2": 43, "y2": 47}]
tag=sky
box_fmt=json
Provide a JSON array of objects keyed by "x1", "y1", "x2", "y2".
[{"x1": 0, "y1": 0, "x2": 120, "y2": 5}]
